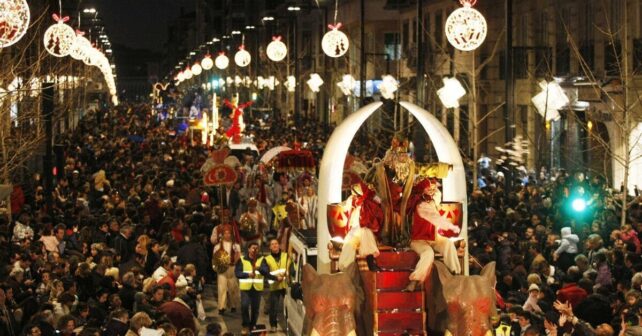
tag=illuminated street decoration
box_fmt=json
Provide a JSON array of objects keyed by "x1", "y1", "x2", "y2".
[
  {"x1": 183, "y1": 67, "x2": 193, "y2": 80},
  {"x1": 266, "y1": 36, "x2": 287, "y2": 62},
  {"x1": 285, "y1": 76, "x2": 296, "y2": 92},
  {"x1": 337, "y1": 75, "x2": 355, "y2": 96},
  {"x1": 322, "y1": 23, "x2": 349, "y2": 58},
  {"x1": 215, "y1": 53, "x2": 229, "y2": 70},
  {"x1": 43, "y1": 14, "x2": 76, "y2": 57},
  {"x1": 234, "y1": 45, "x2": 251, "y2": 67},
  {"x1": 307, "y1": 73, "x2": 324, "y2": 93},
  {"x1": 69, "y1": 32, "x2": 90, "y2": 60},
  {"x1": 445, "y1": 0, "x2": 487, "y2": 51},
  {"x1": 437, "y1": 77, "x2": 466, "y2": 108},
  {"x1": 201, "y1": 54, "x2": 214, "y2": 70},
  {"x1": 531, "y1": 80, "x2": 568, "y2": 121},
  {"x1": 191, "y1": 62, "x2": 203, "y2": 76},
  {"x1": 0, "y1": 0, "x2": 30, "y2": 48},
  {"x1": 379, "y1": 75, "x2": 398, "y2": 100}
]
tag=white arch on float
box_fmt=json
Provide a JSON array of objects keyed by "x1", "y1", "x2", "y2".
[{"x1": 317, "y1": 101, "x2": 468, "y2": 275}]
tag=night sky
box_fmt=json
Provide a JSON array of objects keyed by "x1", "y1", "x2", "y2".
[{"x1": 96, "y1": 0, "x2": 195, "y2": 52}]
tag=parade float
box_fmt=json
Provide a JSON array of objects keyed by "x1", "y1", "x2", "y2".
[{"x1": 300, "y1": 101, "x2": 496, "y2": 336}]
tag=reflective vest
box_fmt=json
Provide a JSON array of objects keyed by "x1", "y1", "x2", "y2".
[
  {"x1": 495, "y1": 324, "x2": 512, "y2": 336},
  {"x1": 265, "y1": 252, "x2": 290, "y2": 291},
  {"x1": 239, "y1": 256, "x2": 264, "y2": 291}
]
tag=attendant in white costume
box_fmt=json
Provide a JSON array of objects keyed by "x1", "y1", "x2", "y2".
[
  {"x1": 338, "y1": 182, "x2": 384, "y2": 271},
  {"x1": 404, "y1": 178, "x2": 461, "y2": 292}
]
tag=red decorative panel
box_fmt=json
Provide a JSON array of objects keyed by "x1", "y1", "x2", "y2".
[
  {"x1": 377, "y1": 251, "x2": 419, "y2": 270},
  {"x1": 376, "y1": 271, "x2": 412, "y2": 291},
  {"x1": 377, "y1": 312, "x2": 425, "y2": 332},
  {"x1": 377, "y1": 291, "x2": 423, "y2": 311}
]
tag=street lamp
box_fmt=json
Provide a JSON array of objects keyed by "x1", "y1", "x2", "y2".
[
  {"x1": 262, "y1": 16, "x2": 275, "y2": 22},
  {"x1": 83, "y1": 8, "x2": 96, "y2": 14},
  {"x1": 288, "y1": 6, "x2": 301, "y2": 11}
]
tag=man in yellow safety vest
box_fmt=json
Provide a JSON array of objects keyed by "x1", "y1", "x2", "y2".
[
  {"x1": 263, "y1": 238, "x2": 292, "y2": 333},
  {"x1": 235, "y1": 241, "x2": 270, "y2": 334}
]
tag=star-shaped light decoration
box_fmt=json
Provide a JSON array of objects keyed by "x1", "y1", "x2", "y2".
[
  {"x1": 379, "y1": 75, "x2": 399, "y2": 100},
  {"x1": 307, "y1": 73, "x2": 324, "y2": 93},
  {"x1": 531, "y1": 80, "x2": 568, "y2": 121},
  {"x1": 285, "y1": 76, "x2": 296, "y2": 92},
  {"x1": 437, "y1": 77, "x2": 466, "y2": 108},
  {"x1": 337, "y1": 75, "x2": 356, "y2": 96}
]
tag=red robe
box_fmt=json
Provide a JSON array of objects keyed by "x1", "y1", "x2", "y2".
[{"x1": 350, "y1": 185, "x2": 384, "y2": 235}]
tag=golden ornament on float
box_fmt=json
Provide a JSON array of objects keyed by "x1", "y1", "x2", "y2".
[
  {"x1": 322, "y1": 23, "x2": 349, "y2": 58},
  {"x1": 43, "y1": 14, "x2": 76, "y2": 57},
  {"x1": 0, "y1": 0, "x2": 30, "y2": 48},
  {"x1": 266, "y1": 35, "x2": 287, "y2": 62},
  {"x1": 445, "y1": 0, "x2": 487, "y2": 51}
]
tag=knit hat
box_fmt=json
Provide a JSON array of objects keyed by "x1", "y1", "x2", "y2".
[
  {"x1": 561, "y1": 227, "x2": 572, "y2": 238},
  {"x1": 528, "y1": 284, "x2": 540, "y2": 292}
]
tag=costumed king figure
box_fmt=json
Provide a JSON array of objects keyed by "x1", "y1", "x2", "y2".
[
  {"x1": 338, "y1": 182, "x2": 385, "y2": 271},
  {"x1": 404, "y1": 178, "x2": 461, "y2": 292}
]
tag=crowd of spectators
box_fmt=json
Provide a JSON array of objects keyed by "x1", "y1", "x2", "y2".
[{"x1": 2, "y1": 101, "x2": 642, "y2": 336}]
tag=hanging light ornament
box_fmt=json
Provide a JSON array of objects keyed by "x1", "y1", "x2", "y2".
[
  {"x1": 437, "y1": 77, "x2": 466, "y2": 108},
  {"x1": 379, "y1": 75, "x2": 399, "y2": 100},
  {"x1": 201, "y1": 54, "x2": 214, "y2": 70},
  {"x1": 234, "y1": 45, "x2": 251, "y2": 67},
  {"x1": 266, "y1": 35, "x2": 287, "y2": 62},
  {"x1": 83, "y1": 47, "x2": 101, "y2": 66},
  {"x1": 0, "y1": 0, "x2": 30, "y2": 48},
  {"x1": 176, "y1": 71, "x2": 185, "y2": 82},
  {"x1": 69, "y1": 32, "x2": 90, "y2": 60},
  {"x1": 445, "y1": 0, "x2": 487, "y2": 51},
  {"x1": 215, "y1": 52, "x2": 229, "y2": 70},
  {"x1": 337, "y1": 75, "x2": 356, "y2": 96},
  {"x1": 191, "y1": 62, "x2": 203, "y2": 76},
  {"x1": 322, "y1": 23, "x2": 349, "y2": 58},
  {"x1": 43, "y1": 14, "x2": 76, "y2": 57},
  {"x1": 285, "y1": 76, "x2": 296, "y2": 93},
  {"x1": 307, "y1": 73, "x2": 324, "y2": 93},
  {"x1": 183, "y1": 66, "x2": 193, "y2": 80},
  {"x1": 531, "y1": 80, "x2": 568, "y2": 122},
  {"x1": 322, "y1": 0, "x2": 349, "y2": 58}
]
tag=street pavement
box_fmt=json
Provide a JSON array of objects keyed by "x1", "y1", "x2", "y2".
[{"x1": 199, "y1": 284, "x2": 287, "y2": 335}]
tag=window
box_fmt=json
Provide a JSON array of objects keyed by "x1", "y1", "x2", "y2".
[
  {"x1": 412, "y1": 19, "x2": 417, "y2": 44},
  {"x1": 514, "y1": 48, "x2": 528, "y2": 79},
  {"x1": 579, "y1": 43, "x2": 594, "y2": 71},
  {"x1": 556, "y1": 45, "x2": 570, "y2": 76},
  {"x1": 581, "y1": 1, "x2": 595, "y2": 42},
  {"x1": 384, "y1": 32, "x2": 401, "y2": 60},
  {"x1": 402, "y1": 22, "x2": 409, "y2": 49},
  {"x1": 611, "y1": 0, "x2": 623, "y2": 33},
  {"x1": 634, "y1": 39, "x2": 642, "y2": 72},
  {"x1": 535, "y1": 48, "x2": 553, "y2": 77},
  {"x1": 535, "y1": 10, "x2": 548, "y2": 46},
  {"x1": 605, "y1": 42, "x2": 622, "y2": 76},
  {"x1": 435, "y1": 12, "x2": 443, "y2": 46}
]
